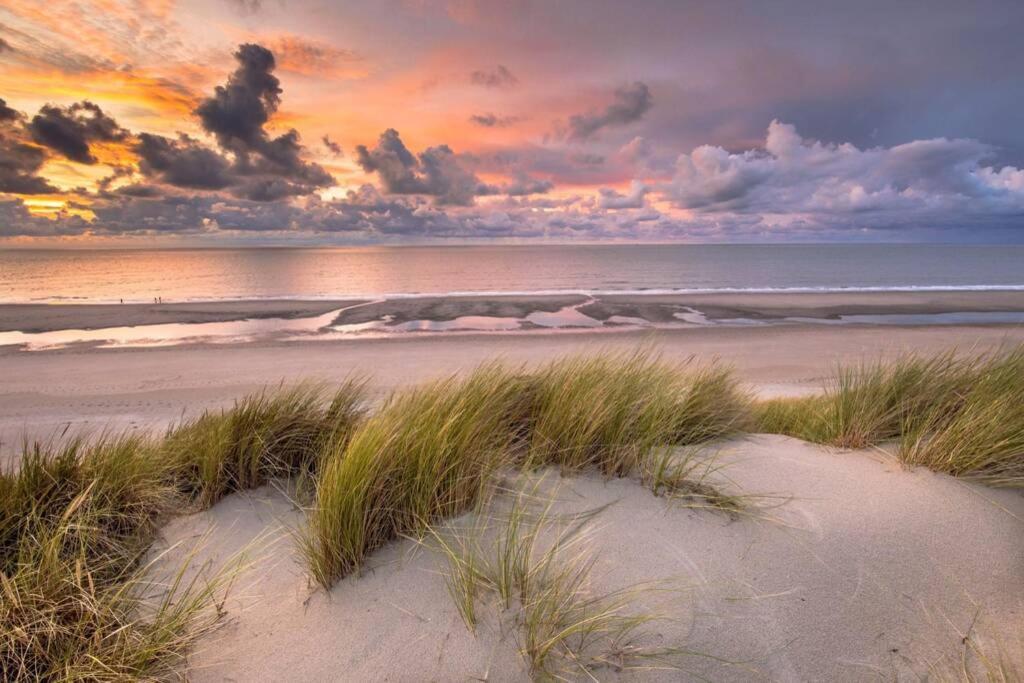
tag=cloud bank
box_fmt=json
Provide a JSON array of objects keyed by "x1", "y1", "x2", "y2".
[
  {"x1": 666, "y1": 121, "x2": 1024, "y2": 232},
  {"x1": 1, "y1": 36, "x2": 1022, "y2": 243}
]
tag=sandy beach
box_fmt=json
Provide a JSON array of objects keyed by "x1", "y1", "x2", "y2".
[
  {"x1": 2, "y1": 316, "x2": 1024, "y2": 456},
  {"x1": 2, "y1": 291, "x2": 1022, "y2": 680},
  {"x1": 156, "y1": 437, "x2": 1024, "y2": 681},
  {"x1": 6, "y1": 3, "x2": 1024, "y2": 678}
]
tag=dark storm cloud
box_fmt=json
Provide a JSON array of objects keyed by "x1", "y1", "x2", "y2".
[
  {"x1": 503, "y1": 174, "x2": 553, "y2": 196},
  {"x1": 114, "y1": 183, "x2": 164, "y2": 198},
  {"x1": 598, "y1": 182, "x2": 647, "y2": 209},
  {"x1": 355, "y1": 128, "x2": 422, "y2": 193},
  {"x1": 469, "y1": 113, "x2": 521, "y2": 128},
  {"x1": 196, "y1": 43, "x2": 281, "y2": 151},
  {"x1": 27, "y1": 101, "x2": 127, "y2": 164},
  {"x1": 0, "y1": 98, "x2": 20, "y2": 122},
  {"x1": 0, "y1": 100, "x2": 57, "y2": 194},
  {"x1": 194, "y1": 44, "x2": 333, "y2": 192},
  {"x1": 355, "y1": 128, "x2": 491, "y2": 206},
  {"x1": 322, "y1": 135, "x2": 342, "y2": 156},
  {"x1": 469, "y1": 65, "x2": 518, "y2": 89},
  {"x1": 0, "y1": 197, "x2": 89, "y2": 236},
  {"x1": 135, "y1": 133, "x2": 234, "y2": 190},
  {"x1": 567, "y1": 82, "x2": 652, "y2": 142},
  {"x1": 231, "y1": 177, "x2": 314, "y2": 201},
  {"x1": 0, "y1": 140, "x2": 56, "y2": 194},
  {"x1": 122, "y1": 44, "x2": 333, "y2": 202}
]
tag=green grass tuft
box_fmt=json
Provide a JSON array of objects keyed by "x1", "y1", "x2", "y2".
[
  {"x1": 0, "y1": 458, "x2": 240, "y2": 680},
  {"x1": 302, "y1": 352, "x2": 749, "y2": 588},
  {"x1": 754, "y1": 346, "x2": 1024, "y2": 487},
  {"x1": 523, "y1": 351, "x2": 749, "y2": 475},
  {"x1": 898, "y1": 347, "x2": 1024, "y2": 487},
  {"x1": 301, "y1": 364, "x2": 523, "y2": 588},
  {"x1": 163, "y1": 380, "x2": 366, "y2": 507}
]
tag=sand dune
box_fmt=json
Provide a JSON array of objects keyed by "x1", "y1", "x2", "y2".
[{"x1": 155, "y1": 435, "x2": 1024, "y2": 681}]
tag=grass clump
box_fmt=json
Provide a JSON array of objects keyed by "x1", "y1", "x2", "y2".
[
  {"x1": 639, "y1": 447, "x2": 743, "y2": 513},
  {"x1": 1, "y1": 506, "x2": 233, "y2": 680},
  {"x1": 899, "y1": 347, "x2": 1024, "y2": 487},
  {"x1": 164, "y1": 380, "x2": 366, "y2": 507},
  {"x1": 754, "y1": 353, "x2": 967, "y2": 448},
  {"x1": 0, "y1": 455, "x2": 237, "y2": 680},
  {"x1": 1, "y1": 435, "x2": 171, "y2": 579},
  {"x1": 754, "y1": 346, "x2": 1024, "y2": 487},
  {"x1": 301, "y1": 365, "x2": 524, "y2": 588},
  {"x1": 523, "y1": 351, "x2": 749, "y2": 475},
  {"x1": 302, "y1": 352, "x2": 750, "y2": 588},
  {"x1": 1, "y1": 380, "x2": 366, "y2": 681},
  {"x1": 428, "y1": 484, "x2": 683, "y2": 679}
]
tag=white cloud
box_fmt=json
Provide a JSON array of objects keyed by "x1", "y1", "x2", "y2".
[{"x1": 662, "y1": 120, "x2": 1024, "y2": 231}]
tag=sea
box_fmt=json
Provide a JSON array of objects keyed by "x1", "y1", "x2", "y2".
[{"x1": 2, "y1": 244, "x2": 1024, "y2": 304}]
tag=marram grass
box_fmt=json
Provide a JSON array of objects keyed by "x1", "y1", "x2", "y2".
[
  {"x1": 755, "y1": 346, "x2": 1024, "y2": 487},
  {"x1": 4, "y1": 347, "x2": 1022, "y2": 678},
  {"x1": 522, "y1": 352, "x2": 750, "y2": 475},
  {"x1": 898, "y1": 347, "x2": 1024, "y2": 487},
  {"x1": 426, "y1": 482, "x2": 687, "y2": 679},
  {"x1": 301, "y1": 351, "x2": 751, "y2": 588},
  {"x1": 1, "y1": 382, "x2": 366, "y2": 682},
  {"x1": 300, "y1": 364, "x2": 525, "y2": 588},
  {"x1": 0, "y1": 459, "x2": 240, "y2": 681},
  {"x1": 163, "y1": 379, "x2": 367, "y2": 507}
]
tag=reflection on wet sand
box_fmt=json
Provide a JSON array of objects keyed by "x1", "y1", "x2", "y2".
[{"x1": 3, "y1": 297, "x2": 1024, "y2": 351}]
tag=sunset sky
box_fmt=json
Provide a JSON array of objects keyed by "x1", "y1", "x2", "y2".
[{"x1": 2, "y1": 0, "x2": 1023, "y2": 244}]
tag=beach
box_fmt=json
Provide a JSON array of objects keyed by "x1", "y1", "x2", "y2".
[
  {"x1": 155, "y1": 437, "x2": 1024, "y2": 681},
  {"x1": 2, "y1": 290, "x2": 1023, "y2": 680},
  {"x1": 3, "y1": 290, "x2": 1024, "y2": 454},
  {"x1": 5, "y1": 1, "x2": 1024, "y2": 677}
]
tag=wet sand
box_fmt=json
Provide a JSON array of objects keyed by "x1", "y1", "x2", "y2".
[
  {"x1": 4, "y1": 290, "x2": 1024, "y2": 334},
  {"x1": 0, "y1": 299, "x2": 360, "y2": 334}
]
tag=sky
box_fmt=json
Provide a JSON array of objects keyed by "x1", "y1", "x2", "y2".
[{"x1": 1, "y1": 0, "x2": 1024, "y2": 245}]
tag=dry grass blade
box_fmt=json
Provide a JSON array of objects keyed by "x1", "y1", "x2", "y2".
[{"x1": 426, "y1": 480, "x2": 687, "y2": 680}]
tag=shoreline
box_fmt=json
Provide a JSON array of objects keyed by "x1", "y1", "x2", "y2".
[{"x1": 3, "y1": 289, "x2": 1024, "y2": 334}]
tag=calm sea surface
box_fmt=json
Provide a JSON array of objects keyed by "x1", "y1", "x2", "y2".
[{"x1": 1, "y1": 244, "x2": 1023, "y2": 304}]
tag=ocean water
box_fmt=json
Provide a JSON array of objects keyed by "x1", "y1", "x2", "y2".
[{"x1": 2, "y1": 244, "x2": 1024, "y2": 304}]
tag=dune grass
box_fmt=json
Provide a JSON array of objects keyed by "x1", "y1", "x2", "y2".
[
  {"x1": 522, "y1": 352, "x2": 749, "y2": 476},
  {"x1": 754, "y1": 347, "x2": 1024, "y2": 487},
  {"x1": 302, "y1": 352, "x2": 750, "y2": 588},
  {"x1": 163, "y1": 379, "x2": 367, "y2": 507},
  {"x1": 1, "y1": 435, "x2": 172, "y2": 580},
  {"x1": 0, "y1": 446, "x2": 237, "y2": 680},
  {"x1": 1, "y1": 382, "x2": 366, "y2": 681},
  {"x1": 0, "y1": 505, "x2": 242, "y2": 681},
  {"x1": 426, "y1": 483, "x2": 683, "y2": 679},
  {"x1": 7, "y1": 345, "x2": 1020, "y2": 676},
  {"x1": 300, "y1": 364, "x2": 525, "y2": 588},
  {"x1": 898, "y1": 347, "x2": 1024, "y2": 487}
]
